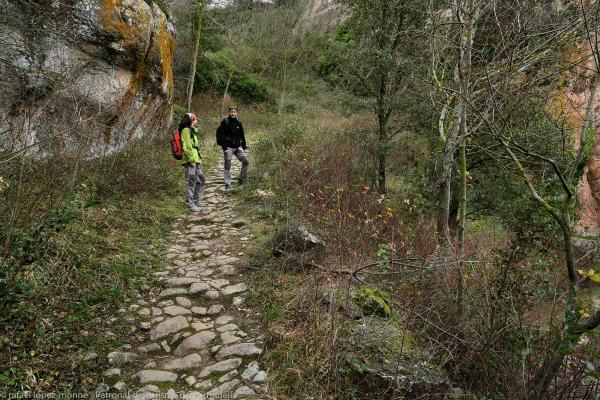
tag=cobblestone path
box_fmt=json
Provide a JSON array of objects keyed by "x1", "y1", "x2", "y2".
[{"x1": 99, "y1": 156, "x2": 267, "y2": 399}]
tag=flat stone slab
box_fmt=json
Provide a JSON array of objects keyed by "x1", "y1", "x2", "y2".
[
  {"x1": 150, "y1": 316, "x2": 189, "y2": 340},
  {"x1": 205, "y1": 379, "x2": 240, "y2": 398},
  {"x1": 241, "y1": 361, "x2": 260, "y2": 381},
  {"x1": 222, "y1": 283, "x2": 247, "y2": 296},
  {"x1": 108, "y1": 351, "x2": 138, "y2": 365},
  {"x1": 160, "y1": 353, "x2": 203, "y2": 371},
  {"x1": 217, "y1": 343, "x2": 262, "y2": 359},
  {"x1": 159, "y1": 288, "x2": 188, "y2": 298},
  {"x1": 198, "y1": 358, "x2": 243, "y2": 378},
  {"x1": 234, "y1": 386, "x2": 256, "y2": 397},
  {"x1": 132, "y1": 370, "x2": 178, "y2": 384},
  {"x1": 189, "y1": 282, "x2": 210, "y2": 294},
  {"x1": 165, "y1": 277, "x2": 202, "y2": 287},
  {"x1": 174, "y1": 331, "x2": 217, "y2": 355},
  {"x1": 208, "y1": 279, "x2": 230, "y2": 289},
  {"x1": 221, "y1": 331, "x2": 242, "y2": 345},
  {"x1": 163, "y1": 305, "x2": 192, "y2": 316}
]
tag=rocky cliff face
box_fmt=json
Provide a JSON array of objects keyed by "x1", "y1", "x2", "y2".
[
  {"x1": 560, "y1": 41, "x2": 600, "y2": 237},
  {"x1": 0, "y1": 0, "x2": 175, "y2": 156}
]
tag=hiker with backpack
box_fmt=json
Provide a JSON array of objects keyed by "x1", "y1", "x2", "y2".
[
  {"x1": 177, "y1": 113, "x2": 205, "y2": 212},
  {"x1": 216, "y1": 106, "x2": 249, "y2": 190}
]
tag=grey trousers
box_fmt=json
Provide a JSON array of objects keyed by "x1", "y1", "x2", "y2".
[
  {"x1": 224, "y1": 147, "x2": 249, "y2": 185},
  {"x1": 184, "y1": 163, "x2": 205, "y2": 207}
]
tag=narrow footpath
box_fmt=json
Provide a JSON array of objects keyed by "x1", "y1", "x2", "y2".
[{"x1": 101, "y1": 155, "x2": 268, "y2": 399}]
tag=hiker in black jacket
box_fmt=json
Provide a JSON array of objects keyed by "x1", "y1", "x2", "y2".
[{"x1": 216, "y1": 106, "x2": 249, "y2": 190}]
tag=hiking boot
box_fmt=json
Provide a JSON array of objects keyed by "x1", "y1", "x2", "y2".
[
  {"x1": 237, "y1": 178, "x2": 245, "y2": 185},
  {"x1": 224, "y1": 183, "x2": 233, "y2": 191},
  {"x1": 188, "y1": 204, "x2": 201, "y2": 212}
]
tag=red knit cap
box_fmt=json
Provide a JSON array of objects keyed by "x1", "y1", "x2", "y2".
[{"x1": 187, "y1": 113, "x2": 197, "y2": 122}]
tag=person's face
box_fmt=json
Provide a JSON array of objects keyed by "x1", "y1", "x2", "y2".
[
  {"x1": 229, "y1": 109, "x2": 238, "y2": 119},
  {"x1": 191, "y1": 118, "x2": 198, "y2": 126}
]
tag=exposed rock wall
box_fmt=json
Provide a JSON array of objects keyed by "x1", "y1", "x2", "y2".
[
  {"x1": 0, "y1": 0, "x2": 175, "y2": 156},
  {"x1": 560, "y1": 41, "x2": 600, "y2": 237}
]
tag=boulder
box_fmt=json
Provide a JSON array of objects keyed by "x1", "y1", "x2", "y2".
[
  {"x1": 0, "y1": 0, "x2": 175, "y2": 156},
  {"x1": 271, "y1": 223, "x2": 324, "y2": 255},
  {"x1": 343, "y1": 316, "x2": 449, "y2": 398}
]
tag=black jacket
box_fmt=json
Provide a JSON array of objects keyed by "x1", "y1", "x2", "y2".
[{"x1": 216, "y1": 117, "x2": 247, "y2": 150}]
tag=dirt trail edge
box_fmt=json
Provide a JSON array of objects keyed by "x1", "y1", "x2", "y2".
[{"x1": 101, "y1": 155, "x2": 268, "y2": 399}]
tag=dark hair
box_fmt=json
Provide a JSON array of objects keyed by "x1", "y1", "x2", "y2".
[
  {"x1": 228, "y1": 106, "x2": 237, "y2": 112},
  {"x1": 178, "y1": 113, "x2": 192, "y2": 133}
]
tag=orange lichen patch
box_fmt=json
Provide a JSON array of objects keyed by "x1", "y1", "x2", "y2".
[
  {"x1": 156, "y1": 21, "x2": 175, "y2": 94},
  {"x1": 547, "y1": 42, "x2": 597, "y2": 151},
  {"x1": 99, "y1": 0, "x2": 151, "y2": 57}
]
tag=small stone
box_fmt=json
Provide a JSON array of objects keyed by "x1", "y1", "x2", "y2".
[
  {"x1": 144, "y1": 384, "x2": 161, "y2": 393},
  {"x1": 215, "y1": 315, "x2": 235, "y2": 325},
  {"x1": 138, "y1": 307, "x2": 151, "y2": 316},
  {"x1": 161, "y1": 340, "x2": 171, "y2": 353},
  {"x1": 207, "y1": 305, "x2": 225, "y2": 315},
  {"x1": 211, "y1": 345, "x2": 222, "y2": 353},
  {"x1": 253, "y1": 370, "x2": 267, "y2": 383},
  {"x1": 151, "y1": 307, "x2": 163, "y2": 316},
  {"x1": 144, "y1": 361, "x2": 157, "y2": 369},
  {"x1": 132, "y1": 370, "x2": 178, "y2": 384},
  {"x1": 83, "y1": 352, "x2": 98, "y2": 361},
  {"x1": 103, "y1": 368, "x2": 121, "y2": 377},
  {"x1": 218, "y1": 370, "x2": 239, "y2": 383},
  {"x1": 166, "y1": 389, "x2": 178, "y2": 400},
  {"x1": 176, "y1": 297, "x2": 192, "y2": 307},
  {"x1": 159, "y1": 288, "x2": 188, "y2": 298},
  {"x1": 163, "y1": 305, "x2": 192, "y2": 316},
  {"x1": 218, "y1": 343, "x2": 262, "y2": 359},
  {"x1": 209, "y1": 279, "x2": 230, "y2": 289},
  {"x1": 140, "y1": 322, "x2": 152, "y2": 331},
  {"x1": 202, "y1": 250, "x2": 213, "y2": 257},
  {"x1": 150, "y1": 316, "x2": 189, "y2": 340},
  {"x1": 205, "y1": 290, "x2": 220, "y2": 299},
  {"x1": 161, "y1": 353, "x2": 203, "y2": 371},
  {"x1": 191, "y1": 306, "x2": 208, "y2": 315},
  {"x1": 139, "y1": 343, "x2": 161, "y2": 353},
  {"x1": 206, "y1": 379, "x2": 240, "y2": 398},
  {"x1": 96, "y1": 383, "x2": 110, "y2": 394},
  {"x1": 222, "y1": 331, "x2": 241, "y2": 345},
  {"x1": 158, "y1": 300, "x2": 175, "y2": 307},
  {"x1": 113, "y1": 381, "x2": 127, "y2": 391},
  {"x1": 232, "y1": 297, "x2": 244, "y2": 306},
  {"x1": 194, "y1": 379, "x2": 213, "y2": 389},
  {"x1": 241, "y1": 361, "x2": 260, "y2": 381},
  {"x1": 166, "y1": 277, "x2": 202, "y2": 287},
  {"x1": 222, "y1": 283, "x2": 247, "y2": 296},
  {"x1": 191, "y1": 321, "x2": 213, "y2": 331},
  {"x1": 185, "y1": 376, "x2": 197, "y2": 386},
  {"x1": 217, "y1": 323, "x2": 239, "y2": 332},
  {"x1": 129, "y1": 304, "x2": 140, "y2": 311},
  {"x1": 108, "y1": 351, "x2": 138, "y2": 365},
  {"x1": 198, "y1": 358, "x2": 243, "y2": 378},
  {"x1": 233, "y1": 386, "x2": 256, "y2": 398},
  {"x1": 190, "y1": 282, "x2": 210, "y2": 294},
  {"x1": 174, "y1": 331, "x2": 217, "y2": 355}
]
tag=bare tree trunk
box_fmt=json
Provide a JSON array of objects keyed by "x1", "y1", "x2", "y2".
[
  {"x1": 221, "y1": 72, "x2": 233, "y2": 118},
  {"x1": 187, "y1": 0, "x2": 205, "y2": 111},
  {"x1": 456, "y1": 0, "x2": 476, "y2": 313}
]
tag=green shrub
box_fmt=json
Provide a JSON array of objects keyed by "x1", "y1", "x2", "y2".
[{"x1": 194, "y1": 51, "x2": 270, "y2": 103}]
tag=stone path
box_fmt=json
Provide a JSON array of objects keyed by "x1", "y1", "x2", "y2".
[{"x1": 99, "y1": 156, "x2": 267, "y2": 399}]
